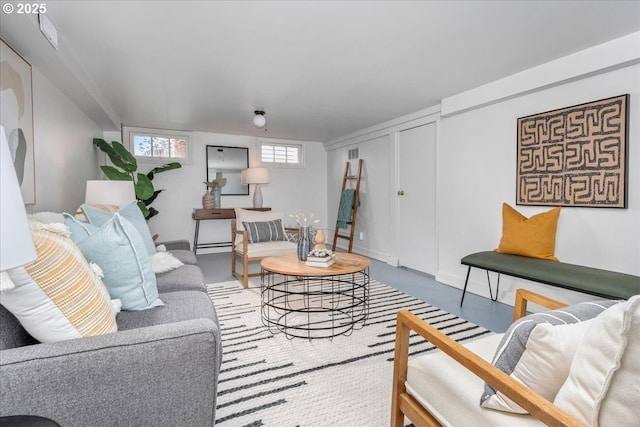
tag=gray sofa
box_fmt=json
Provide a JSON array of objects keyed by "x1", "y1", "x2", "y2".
[{"x1": 0, "y1": 240, "x2": 222, "y2": 426}]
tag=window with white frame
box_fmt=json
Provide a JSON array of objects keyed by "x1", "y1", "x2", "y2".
[
  {"x1": 125, "y1": 127, "x2": 190, "y2": 163},
  {"x1": 259, "y1": 141, "x2": 303, "y2": 167}
]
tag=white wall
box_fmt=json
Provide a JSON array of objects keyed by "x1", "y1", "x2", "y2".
[
  {"x1": 25, "y1": 68, "x2": 102, "y2": 214},
  {"x1": 326, "y1": 136, "x2": 392, "y2": 260},
  {"x1": 100, "y1": 132, "x2": 327, "y2": 249},
  {"x1": 324, "y1": 108, "x2": 440, "y2": 263},
  {"x1": 325, "y1": 34, "x2": 639, "y2": 308},
  {"x1": 437, "y1": 63, "x2": 640, "y2": 306}
]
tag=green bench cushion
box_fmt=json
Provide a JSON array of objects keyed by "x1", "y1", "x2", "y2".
[{"x1": 461, "y1": 251, "x2": 640, "y2": 300}]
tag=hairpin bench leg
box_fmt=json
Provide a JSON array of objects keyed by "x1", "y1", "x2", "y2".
[
  {"x1": 487, "y1": 271, "x2": 500, "y2": 301},
  {"x1": 461, "y1": 267, "x2": 500, "y2": 306},
  {"x1": 460, "y1": 266, "x2": 472, "y2": 306}
]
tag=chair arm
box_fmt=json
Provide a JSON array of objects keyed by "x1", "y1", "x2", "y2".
[
  {"x1": 392, "y1": 310, "x2": 584, "y2": 427},
  {"x1": 513, "y1": 288, "x2": 567, "y2": 321},
  {"x1": 230, "y1": 219, "x2": 248, "y2": 250},
  {"x1": 285, "y1": 227, "x2": 301, "y2": 239},
  {"x1": 0, "y1": 319, "x2": 221, "y2": 426}
]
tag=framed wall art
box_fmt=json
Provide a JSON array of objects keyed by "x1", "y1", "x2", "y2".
[
  {"x1": 1, "y1": 38, "x2": 36, "y2": 204},
  {"x1": 516, "y1": 94, "x2": 629, "y2": 208}
]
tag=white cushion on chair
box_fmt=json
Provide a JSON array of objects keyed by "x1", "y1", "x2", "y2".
[
  {"x1": 235, "y1": 240, "x2": 297, "y2": 258},
  {"x1": 406, "y1": 334, "x2": 544, "y2": 427}
]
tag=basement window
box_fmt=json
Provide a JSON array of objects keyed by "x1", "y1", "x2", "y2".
[
  {"x1": 259, "y1": 141, "x2": 303, "y2": 167},
  {"x1": 125, "y1": 127, "x2": 190, "y2": 163}
]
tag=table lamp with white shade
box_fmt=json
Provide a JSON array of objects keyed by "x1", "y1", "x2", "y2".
[
  {"x1": 243, "y1": 167, "x2": 269, "y2": 208},
  {"x1": 84, "y1": 180, "x2": 136, "y2": 206},
  {"x1": 0, "y1": 125, "x2": 37, "y2": 291}
]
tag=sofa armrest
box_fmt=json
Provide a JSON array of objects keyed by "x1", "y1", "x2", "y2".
[
  {"x1": 155, "y1": 239, "x2": 191, "y2": 251},
  {"x1": 391, "y1": 310, "x2": 584, "y2": 427},
  {"x1": 0, "y1": 319, "x2": 221, "y2": 426}
]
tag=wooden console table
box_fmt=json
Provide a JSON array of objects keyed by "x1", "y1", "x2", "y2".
[{"x1": 192, "y1": 208, "x2": 270, "y2": 254}]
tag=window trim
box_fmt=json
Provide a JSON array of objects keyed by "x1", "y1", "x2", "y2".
[
  {"x1": 123, "y1": 126, "x2": 192, "y2": 164},
  {"x1": 258, "y1": 139, "x2": 304, "y2": 168}
]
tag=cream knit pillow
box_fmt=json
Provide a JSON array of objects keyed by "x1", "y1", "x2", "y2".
[{"x1": 554, "y1": 296, "x2": 639, "y2": 425}]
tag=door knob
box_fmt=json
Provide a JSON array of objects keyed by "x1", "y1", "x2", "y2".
[{"x1": 397, "y1": 190, "x2": 405, "y2": 196}]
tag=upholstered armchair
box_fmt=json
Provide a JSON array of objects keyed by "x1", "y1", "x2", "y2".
[
  {"x1": 391, "y1": 289, "x2": 637, "y2": 427},
  {"x1": 231, "y1": 208, "x2": 298, "y2": 288}
]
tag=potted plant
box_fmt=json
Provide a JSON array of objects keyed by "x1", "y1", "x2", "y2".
[{"x1": 93, "y1": 138, "x2": 181, "y2": 220}]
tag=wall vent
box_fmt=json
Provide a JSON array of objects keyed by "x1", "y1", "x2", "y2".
[{"x1": 348, "y1": 148, "x2": 359, "y2": 159}]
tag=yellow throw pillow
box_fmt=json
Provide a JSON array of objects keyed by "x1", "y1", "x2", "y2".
[
  {"x1": 1, "y1": 224, "x2": 117, "y2": 342},
  {"x1": 495, "y1": 203, "x2": 561, "y2": 261}
]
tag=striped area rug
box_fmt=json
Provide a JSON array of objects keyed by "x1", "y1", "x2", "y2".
[{"x1": 207, "y1": 279, "x2": 492, "y2": 427}]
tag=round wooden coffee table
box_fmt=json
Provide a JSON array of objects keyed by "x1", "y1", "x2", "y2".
[{"x1": 260, "y1": 253, "x2": 371, "y2": 339}]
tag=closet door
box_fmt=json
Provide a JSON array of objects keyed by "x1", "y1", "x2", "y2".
[{"x1": 397, "y1": 123, "x2": 436, "y2": 275}]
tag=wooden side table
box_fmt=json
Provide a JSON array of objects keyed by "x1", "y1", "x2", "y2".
[{"x1": 192, "y1": 208, "x2": 270, "y2": 254}]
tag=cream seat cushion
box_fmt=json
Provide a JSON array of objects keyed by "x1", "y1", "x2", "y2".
[
  {"x1": 406, "y1": 334, "x2": 544, "y2": 427},
  {"x1": 235, "y1": 240, "x2": 297, "y2": 258}
]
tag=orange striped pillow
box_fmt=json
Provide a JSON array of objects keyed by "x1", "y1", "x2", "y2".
[{"x1": 0, "y1": 224, "x2": 117, "y2": 342}]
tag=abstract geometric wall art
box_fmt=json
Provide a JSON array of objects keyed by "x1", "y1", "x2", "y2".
[
  {"x1": 517, "y1": 94, "x2": 629, "y2": 208},
  {"x1": 1, "y1": 39, "x2": 35, "y2": 204}
]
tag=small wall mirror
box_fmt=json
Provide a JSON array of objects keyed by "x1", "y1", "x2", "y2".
[{"x1": 206, "y1": 145, "x2": 249, "y2": 195}]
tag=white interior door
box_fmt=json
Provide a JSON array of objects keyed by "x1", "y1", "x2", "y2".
[{"x1": 397, "y1": 123, "x2": 437, "y2": 274}]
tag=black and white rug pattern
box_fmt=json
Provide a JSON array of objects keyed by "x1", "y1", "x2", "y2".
[{"x1": 207, "y1": 279, "x2": 492, "y2": 427}]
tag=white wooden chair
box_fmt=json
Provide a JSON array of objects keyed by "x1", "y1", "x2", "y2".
[{"x1": 231, "y1": 208, "x2": 298, "y2": 288}]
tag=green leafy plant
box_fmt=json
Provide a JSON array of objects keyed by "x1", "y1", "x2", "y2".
[{"x1": 92, "y1": 138, "x2": 181, "y2": 220}]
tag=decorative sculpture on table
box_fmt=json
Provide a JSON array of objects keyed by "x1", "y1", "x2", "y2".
[
  {"x1": 203, "y1": 173, "x2": 227, "y2": 209},
  {"x1": 314, "y1": 229, "x2": 326, "y2": 251}
]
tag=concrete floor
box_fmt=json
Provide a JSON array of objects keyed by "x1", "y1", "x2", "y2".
[{"x1": 197, "y1": 251, "x2": 514, "y2": 333}]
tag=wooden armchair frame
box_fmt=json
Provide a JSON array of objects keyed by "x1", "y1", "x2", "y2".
[
  {"x1": 231, "y1": 219, "x2": 299, "y2": 288},
  {"x1": 391, "y1": 288, "x2": 585, "y2": 427}
]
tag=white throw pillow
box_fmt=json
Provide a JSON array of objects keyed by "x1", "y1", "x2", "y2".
[
  {"x1": 554, "y1": 296, "x2": 639, "y2": 426},
  {"x1": 28, "y1": 211, "x2": 66, "y2": 224},
  {"x1": 151, "y1": 251, "x2": 184, "y2": 274},
  {"x1": 480, "y1": 300, "x2": 617, "y2": 413},
  {"x1": 483, "y1": 319, "x2": 594, "y2": 413}
]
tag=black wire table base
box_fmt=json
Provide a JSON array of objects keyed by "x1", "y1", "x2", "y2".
[{"x1": 260, "y1": 267, "x2": 370, "y2": 339}]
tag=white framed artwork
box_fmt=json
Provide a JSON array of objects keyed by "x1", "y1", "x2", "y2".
[{"x1": 1, "y1": 38, "x2": 35, "y2": 204}]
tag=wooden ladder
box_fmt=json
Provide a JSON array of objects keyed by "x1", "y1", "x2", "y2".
[{"x1": 332, "y1": 159, "x2": 363, "y2": 253}]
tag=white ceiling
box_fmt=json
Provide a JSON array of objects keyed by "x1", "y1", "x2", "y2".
[{"x1": 3, "y1": 1, "x2": 640, "y2": 142}]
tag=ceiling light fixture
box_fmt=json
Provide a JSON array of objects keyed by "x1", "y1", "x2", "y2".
[{"x1": 253, "y1": 110, "x2": 266, "y2": 128}]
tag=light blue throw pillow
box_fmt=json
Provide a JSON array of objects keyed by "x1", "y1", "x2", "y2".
[
  {"x1": 82, "y1": 201, "x2": 156, "y2": 255},
  {"x1": 64, "y1": 213, "x2": 163, "y2": 311}
]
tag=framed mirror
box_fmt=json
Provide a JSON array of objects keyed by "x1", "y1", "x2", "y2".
[{"x1": 206, "y1": 145, "x2": 249, "y2": 195}]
